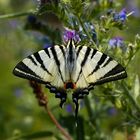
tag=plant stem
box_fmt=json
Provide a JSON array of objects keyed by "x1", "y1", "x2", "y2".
[
  {"x1": 0, "y1": 10, "x2": 35, "y2": 19},
  {"x1": 125, "y1": 45, "x2": 140, "y2": 67},
  {"x1": 84, "y1": 96, "x2": 101, "y2": 137},
  {"x1": 121, "y1": 81, "x2": 140, "y2": 112},
  {"x1": 84, "y1": 96, "x2": 93, "y2": 119},
  {"x1": 29, "y1": 81, "x2": 73, "y2": 140},
  {"x1": 44, "y1": 104, "x2": 73, "y2": 140}
]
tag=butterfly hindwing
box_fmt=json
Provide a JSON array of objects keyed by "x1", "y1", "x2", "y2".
[{"x1": 13, "y1": 45, "x2": 66, "y2": 87}]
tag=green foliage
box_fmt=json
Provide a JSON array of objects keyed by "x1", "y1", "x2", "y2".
[{"x1": 0, "y1": 0, "x2": 140, "y2": 140}]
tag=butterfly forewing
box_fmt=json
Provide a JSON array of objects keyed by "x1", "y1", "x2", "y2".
[
  {"x1": 75, "y1": 45, "x2": 127, "y2": 88},
  {"x1": 13, "y1": 41, "x2": 127, "y2": 89},
  {"x1": 13, "y1": 45, "x2": 66, "y2": 87}
]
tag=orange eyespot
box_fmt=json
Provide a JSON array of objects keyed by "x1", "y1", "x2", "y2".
[{"x1": 64, "y1": 82, "x2": 76, "y2": 89}]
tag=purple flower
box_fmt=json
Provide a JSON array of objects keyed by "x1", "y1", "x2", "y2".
[
  {"x1": 79, "y1": 22, "x2": 97, "y2": 43},
  {"x1": 9, "y1": 20, "x2": 19, "y2": 28},
  {"x1": 27, "y1": 15, "x2": 37, "y2": 23},
  {"x1": 119, "y1": 9, "x2": 127, "y2": 22},
  {"x1": 65, "y1": 101, "x2": 85, "y2": 114},
  {"x1": 113, "y1": 9, "x2": 127, "y2": 23},
  {"x1": 14, "y1": 88, "x2": 23, "y2": 98},
  {"x1": 107, "y1": 107, "x2": 117, "y2": 116},
  {"x1": 65, "y1": 104, "x2": 73, "y2": 114},
  {"x1": 109, "y1": 37, "x2": 124, "y2": 48},
  {"x1": 63, "y1": 28, "x2": 81, "y2": 43}
]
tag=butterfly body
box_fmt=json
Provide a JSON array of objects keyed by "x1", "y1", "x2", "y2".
[{"x1": 13, "y1": 39, "x2": 127, "y2": 116}]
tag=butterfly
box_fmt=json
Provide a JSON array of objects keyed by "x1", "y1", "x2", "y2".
[{"x1": 13, "y1": 39, "x2": 127, "y2": 116}]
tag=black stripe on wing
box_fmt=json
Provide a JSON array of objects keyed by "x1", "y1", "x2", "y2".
[
  {"x1": 51, "y1": 46, "x2": 64, "y2": 83},
  {"x1": 34, "y1": 52, "x2": 52, "y2": 76},
  {"x1": 51, "y1": 47, "x2": 60, "y2": 66},
  {"x1": 103, "y1": 64, "x2": 126, "y2": 78},
  {"x1": 76, "y1": 47, "x2": 91, "y2": 83},
  {"x1": 89, "y1": 53, "x2": 108, "y2": 76},
  {"x1": 93, "y1": 53, "x2": 107, "y2": 72},
  {"x1": 76, "y1": 46, "x2": 82, "y2": 57},
  {"x1": 44, "y1": 48, "x2": 51, "y2": 58},
  {"x1": 69, "y1": 40, "x2": 74, "y2": 63},
  {"x1": 91, "y1": 49, "x2": 97, "y2": 59},
  {"x1": 13, "y1": 61, "x2": 47, "y2": 84},
  {"x1": 102, "y1": 57, "x2": 112, "y2": 67},
  {"x1": 81, "y1": 47, "x2": 91, "y2": 67},
  {"x1": 60, "y1": 45, "x2": 65, "y2": 57},
  {"x1": 28, "y1": 56, "x2": 37, "y2": 65},
  {"x1": 91, "y1": 64, "x2": 127, "y2": 86}
]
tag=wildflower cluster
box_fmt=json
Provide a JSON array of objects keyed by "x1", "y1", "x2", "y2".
[
  {"x1": 63, "y1": 28, "x2": 81, "y2": 43},
  {"x1": 23, "y1": 1, "x2": 140, "y2": 138},
  {"x1": 109, "y1": 37, "x2": 124, "y2": 48},
  {"x1": 1, "y1": 0, "x2": 140, "y2": 140}
]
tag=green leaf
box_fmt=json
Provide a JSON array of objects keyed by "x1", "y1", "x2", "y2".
[
  {"x1": 136, "y1": 128, "x2": 140, "y2": 140},
  {"x1": 133, "y1": 75, "x2": 140, "y2": 101}
]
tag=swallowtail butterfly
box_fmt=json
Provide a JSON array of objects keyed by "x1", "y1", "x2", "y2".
[{"x1": 13, "y1": 39, "x2": 127, "y2": 116}]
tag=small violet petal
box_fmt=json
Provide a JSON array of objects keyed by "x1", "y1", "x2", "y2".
[
  {"x1": 113, "y1": 8, "x2": 127, "y2": 23},
  {"x1": 119, "y1": 9, "x2": 127, "y2": 22},
  {"x1": 63, "y1": 28, "x2": 81, "y2": 43},
  {"x1": 66, "y1": 104, "x2": 73, "y2": 113},
  {"x1": 14, "y1": 88, "x2": 23, "y2": 98},
  {"x1": 109, "y1": 37, "x2": 124, "y2": 48},
  {"x1": 107, "y1": 107, "x2": 117, "y2": 116}
]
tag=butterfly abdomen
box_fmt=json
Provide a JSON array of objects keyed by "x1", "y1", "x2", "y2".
[{"x1": 65, "y1": 40, "x2": 77, "y2": 79}]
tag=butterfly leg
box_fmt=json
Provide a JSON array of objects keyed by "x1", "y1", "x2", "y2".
[
  {"x1": 46, "y1": 84, "x2": 67, "y2": 108},
  {"x1": 55, "y1": 89, "x2": 67, "y2": 108},
  {"x1": 72, "y1": 88, "x2": 89, "y2": 117}
]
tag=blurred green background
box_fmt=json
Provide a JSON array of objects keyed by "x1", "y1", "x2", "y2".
[{"x1": 0, "y1": 0, "x2": 140, "y2": 140}]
